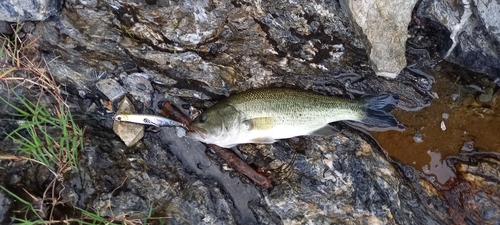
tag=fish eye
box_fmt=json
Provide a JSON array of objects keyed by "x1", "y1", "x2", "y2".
[{"x1": 199, "y1": 113, "x2": 207, "y2": 123}]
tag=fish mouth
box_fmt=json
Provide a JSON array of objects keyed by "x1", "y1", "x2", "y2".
[{"x1": 187, "y1": 126, "x2": 208, "y2": 140}]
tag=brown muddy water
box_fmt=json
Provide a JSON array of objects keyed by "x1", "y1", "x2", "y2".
[{"x1": 372, "y1": 61, "x2": 500, "y2": 186}]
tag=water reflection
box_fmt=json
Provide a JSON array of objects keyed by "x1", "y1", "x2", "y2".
[{"x1": 422, "y1": 150, "x2": 456, "y2": 185}]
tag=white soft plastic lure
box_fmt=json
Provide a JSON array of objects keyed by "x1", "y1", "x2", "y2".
[{"x1": 113, "y1": 114, "x2": 187, "y2": 128}]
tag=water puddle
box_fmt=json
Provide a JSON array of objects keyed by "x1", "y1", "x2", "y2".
[{"x1": 372, "y1": 61, "x2": 500, "y2": 186}]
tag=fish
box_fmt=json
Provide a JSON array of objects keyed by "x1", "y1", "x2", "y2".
[
  {"x1": 113, "y1": 114, "x2": 187, "y2": 128},
  {"x1": 187, "y1": 88, "x2": 403, "y2": 148}
]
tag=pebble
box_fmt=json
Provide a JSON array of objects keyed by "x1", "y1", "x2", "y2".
[
  {"x1": 413, "y1": 133, "x2": 423, "y2": 143},
  {"x1": 96, "y1": 78, "x2": 126, "y2": 102},
  {"x1": 441, "y1": 113, "x2": 449, "y2": 120},
  {"x1": 0, "y1": 21, "x2": 13, "y2": 35},
  {"x1": 440, "y1": 121, "x2": 446, "y2": 131},
  {"x1": 461, "y1": 141, "x2": 474, "y2": 152},
  {"x1": 176, "y1": 127, "x2": 186, "y2": 138}
]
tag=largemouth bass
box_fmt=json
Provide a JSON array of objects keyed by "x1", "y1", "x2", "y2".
[{"x1": 187, "y1": 88, "x2": 403, "y2": 148}]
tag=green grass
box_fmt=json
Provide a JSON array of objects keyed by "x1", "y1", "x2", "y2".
[
  {"x1": 0, "y1": 185, "x2": 166, "y2": 224},
  {"x1": 0, "y1": 186, "x2": 44, "y2": 223},
  {"x1": 0, "y1": 91, "x2": 83, "y2": 172},
  {"x1": 0, "y1": 23, "x2": 168, "y2": 225}
]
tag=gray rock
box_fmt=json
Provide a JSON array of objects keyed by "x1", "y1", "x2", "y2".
[
  {"x1": 340, "y1": 0, "x2": 418, "y2": 78},
  {"x1": 478, "y1": 87, "x2": 495, "y2": 103},
  {"x1": 31, "y1": 1, "x2": 435, "y2": 110},
  {"x1": 0, "y1": 0, "x2": 63, "y2": 22},
  {"x1": 0, "y1": 21, "x2": 13, "y2": 35},
  {"x1": 260, "y1": 129, "x2": 448, "y2": 224},
  {"x1": 0, "y1": 191, "x2": 11, "y2": 223},
  {"x1": 156, "y1": 127, "x2": 263, "y2": 224},
  {"x1": 2, "y1": 0, "x2": 498, "y2": 224},
  {"x1": 96, "y1": 79, "x2": 126, "y2": 102},
  {"x1": 417, "y1": 0, "x2": 500, "y2": 81},
  {"x1": 122, "y1": 73, "x2": 154, "y2": 105}
]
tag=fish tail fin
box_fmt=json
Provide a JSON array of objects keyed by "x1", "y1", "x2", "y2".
[{"x1": 360, "y1": 94, "x2": 405, "y2": 131}]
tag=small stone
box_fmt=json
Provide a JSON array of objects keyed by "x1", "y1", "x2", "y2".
[
  {"x1": 96, "y1": 78, "x2": 126, "y2": 102},
  {"x1": 123, "y1": 73, "x2": 154, "y2": 105},
  {"x1": 461, "y1": 141, "x2": 474, "y2": 152},
  {"x1": 441, "y1": 113, "x2": 449, "y2": 120},
  {"x1": 21, "y1": 22, "x2": 35, "y2": 33},
  {"x1": 113, "y1": 97, "x2": 144, "y2": 147},
  {"x1": 451, "y1": 94, "x2": 459, "y2": 101},
  {"x1": 0, "y1": 21, "x2": 13, "y2": 35},
  {"x1": 440, "y1": 121, "x2": 446, "y2": 131},
  {"x1": 413, "y1": 133, "x2": 423, "y2": 143},
  {"x1": 176, "y1": 127, "x2": 186, "y2": 138},
  {"x1": 478, "y1": 87, "x2": 494, "y2": 103}
]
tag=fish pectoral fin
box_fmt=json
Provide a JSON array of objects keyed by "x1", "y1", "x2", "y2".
[
  {"x1": 308, "y1": 125, "x2": 339, "y2": 136},
  {"x1": 249, "y1": 137, "x2": 276, "y2": 144},
  {"x1": 243, "y1": 117, "x2": 276, "y2": 131}
]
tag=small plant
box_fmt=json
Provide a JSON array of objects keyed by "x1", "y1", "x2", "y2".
[
  {"x1": 0, "y1": 22, "x2": 170, "y2": 225},
  {"x1": 1, "y1": 185, "x2": 168, "y2": 224},
  {"x1": 0, "y1": 92, "x2": 83, "y2": 173},
  {"x1": 0, "y1": 22, "x2": 63, "y2": 103}
]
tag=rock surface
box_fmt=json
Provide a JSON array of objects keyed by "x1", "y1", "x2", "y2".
[
  {"x1": 417, "y1": 0, "x2": 500, "y2": 83},
  {"x1": 340, "y1": 0, "x2": 418, "y2": 78},
  {"x1": 1, "y1": 0, "x2": 499, "y2": 224},
  {"x1": 0, "y1": 0, "x2": 63, "y2": 22}
]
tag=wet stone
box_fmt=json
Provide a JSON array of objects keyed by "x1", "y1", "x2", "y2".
[
  {"x1": 0, "y1": 191, "x2": 11, "y2": 223},
  {"x1": 113, "y1": 97, "x2": 144, "y2": 147},
  {"x1": 0, "y1": 0, "x2": 497, "y2": 224},
  {"x1": 461, "y1": 141, "x2": 474, "y2": 152},
  {"x1": 413, "y1": 132, "x2": 424, "y2": 143},
  {"x1": 0, "y1": 21, "x2": 13, "y2": 35},
  {"x1": 122, "y1": 73, "x2": 154, "y2": 106},
  {"x1": 478, "y1": 87, "x2": 495, "y2": 103},
  {"x1": 96, "y1": 78, "x2": 127, "y2": 102}
]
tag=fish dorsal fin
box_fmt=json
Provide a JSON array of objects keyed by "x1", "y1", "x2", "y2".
[
  {"x1": 249, "y1": 137, "x2": 276, "y2": 144},
  {"x1": 308, "y1": 125, "x2": 338, "y2": 136},
  {"x1": 243, "y1": 117, "x2": 276, "y2": 131}
]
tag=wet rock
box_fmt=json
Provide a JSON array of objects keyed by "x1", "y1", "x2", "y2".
[
  {"x1": 440, "y1": 121, "x2": 446, "y2": 131},
  {"x1": 96, "y1": 79, "x2": 126, "y2": 102},
  {"x1": 0, "y1": 0, "x2": 63, "y2": 22},
  {"x1": 0, "y1": 21, "x2": 13, "y2": 35},
  {"x1": 413, "y1": 132, "x2": 423, "y2": 143},
  {"x1": 461, "y1": 141, "x2": 474, "y2": 152},
  {"x1": 32, "y1": 1, "x2": 436, "y2": 110},
  {"x1": 417, "y1": 0, "x2": 500, "y2": 81},
  {"x1": 263, "y1": 128, "x2": 449, "y2": 224},
  {"x1": 478, "y1": 87, "x2": 495, "y2": 103},
  {"x1": 1, "y1": 0, "x2": 495, "y2": 224},
  {"x1": 121, "y1": 73, "x2": 154, "y2": 105},
  {"x1": 339, "y1": 0, "x2": 418, "y2": 78},
  {"x1": 446, "y1": 153, "x2": 500, "y2": 224},
  {"x1": 0, "y1": 191, "x2": 11, "y2": 223},
  {"x1": 93, "y1": 184, "x2": 149, "y2": 218},
  {"x1": 113, "y1": 97, "x2": 144, "y2": 147},
  {"x1": 155, "y1": 127, "x2": 264, "y2": 224}
]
